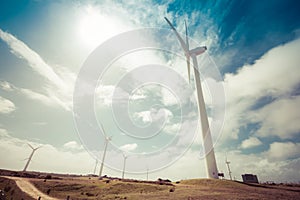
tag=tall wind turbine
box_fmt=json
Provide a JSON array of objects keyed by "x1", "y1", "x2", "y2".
[
  {"x1": 122, "y1": 153, "x2": 128, "y2": 179},
  {"x1": 23, "y1": 144, "x2": 41, "y2": 172},
  {"x1": 99, "y1": 123, "x2": 112, "y2": 178},
  {"x1": 164, "y1": 17, "x2": 219, "y2": 179}
]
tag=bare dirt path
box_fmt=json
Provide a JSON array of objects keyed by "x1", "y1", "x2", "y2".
[{"x1": 2, "y1": 176, "x2": 59, "y2": 200}]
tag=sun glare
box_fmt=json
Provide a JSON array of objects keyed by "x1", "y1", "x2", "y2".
[{"x1": 78, "y1": 6, "x2": 119, "y2": 47}]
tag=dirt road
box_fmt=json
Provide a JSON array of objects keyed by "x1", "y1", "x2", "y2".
[{"x1": 3, "y1": 176, "x2": 59, "y2": 200}]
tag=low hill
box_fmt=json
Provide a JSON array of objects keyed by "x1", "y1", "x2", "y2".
[{"x1": 0, "y1": 169, "x2": 299, "y2": 200}]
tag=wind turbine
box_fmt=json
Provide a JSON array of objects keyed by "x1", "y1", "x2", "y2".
[
  {"x1": 121, "y1": 153, "x2": 128, "y2": 179},
  {"x1": 146, "y1": 167, "x2": 149, "y2": 181},
  {"x1": 164, "y1": 17, "x2": 219, "y2": 179},
  {"x1": 99, "y1": 123, "x2": 112, "y2": 178},
  {"x1": 93, "y1": 159, "x2": 98, "y2": 175},
  {"x1": 23, "y1": 143, "x2": 41, "y2": 172},
  {"x1": 225, "y1": 153, "x2": 232, "y2": 180}
]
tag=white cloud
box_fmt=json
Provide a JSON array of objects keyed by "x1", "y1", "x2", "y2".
[
  {"x1": 0, "y1": 96, "x2": 16, "y2": 114},
  {"x1": 63, "y1": 141, "x2": 84, "y2": 151},
  {"x1": 119, "y1": 143, "x2": 138, "y2": 152},
  {"x1": 0, "y1": 81, "x2": 70, "y2": 111},
  {"x1": 266, "y1": 142, "x2": 300, "y2": 161},
  {"x1": 0, "y1": 29, "x2": 67, "y2": 91},
  {"x1": 221, "y1": 38, "x2": 300, "y2": 140},
  {"x1": 0, "y1": 81, "x2": 14, "y2": 91},
  {"x1": 164, "y1": 123, "x2": 181, "y2": 135},
  {"x1": 161, "y1": 87, "x2": 178, "y2": 106},
  {"x1": 252, "y1": 96, "x2": 300, "y2": 139},
  {"x1": 130, "y1": 93, "x2": 146, "y2": 100},
  {"x1": 77, "y1": 5, "x2": 132, "y2": 49},
  {"x1": 150, "y1": 149, "x2": 207, "y2": 180},
  {"x1": 0, "y1": 132, "x2": 93, "y2": 174},
  {"x1": 133, "y1": 108, "x2": 174, "y2": 125},
  {"x1": 95, "y1": 85, "x2": 115, "y2": 106},
  {"x1": 225, "y1": 38, "x2": 300, "y2": 101},
  {"x1": 240, "y1": 137, "x2": 262, "y2": 149},
  {"x1": 0, "y1": 128, "x2": 9, "y2": 137},
  {"x1": 0, "y1": 30, "x2": 74, "y2": 111},
  {"x1": 133, "y1": 111, "x2": 152, "y2": 123},
  {"x1": 95, "y1": 85, "x2": 131, "y2": 106}
]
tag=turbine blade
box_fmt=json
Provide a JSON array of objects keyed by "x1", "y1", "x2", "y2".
[
  {"x1": 99, "y1": 122, "x2": 106, "y2": 135},
  {"x1": 164, "y1": 17, "x2": 189, "y2": 54},
  {"x1": 35, "y1": 145, "x2": 42, "y2": 150},
  {"x1": 186, "y1": 56, "x2": 190, "y2": 82},
  {"x1": 185, "y1": 20, "x2": 191, "y2": 82},
  {"x1": 27, "y1": 143, "x2": 34, "y2": 150},
  {"x1": 185, "y1": 20, "x2": 189, "y2": 51}
]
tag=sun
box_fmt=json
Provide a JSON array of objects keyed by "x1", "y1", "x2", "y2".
[{"x1": 78, "y1": 6, "x2": 116, "y2": 47}]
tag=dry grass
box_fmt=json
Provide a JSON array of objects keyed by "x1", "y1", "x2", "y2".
[
  {"x1": 30, "y1": 177, "x2": 172, "y2": 200},
  {"x1": 28, "y1": 177, "x2": 300, "y2": 200},
  {"x1": 176, "y1": 178, "x2": 300, "y2": 200},
  {"x1": 1, "y1": 169, "x2": 300, "y2": 200}
]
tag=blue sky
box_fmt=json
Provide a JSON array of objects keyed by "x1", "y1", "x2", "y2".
[{"x1": 0, "y1": 0, "x2": 300, "y2": 182}]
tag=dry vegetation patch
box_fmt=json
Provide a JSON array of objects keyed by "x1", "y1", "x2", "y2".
[{"x1": 30, "y1": 177, "x2": 172, "y2": 200}]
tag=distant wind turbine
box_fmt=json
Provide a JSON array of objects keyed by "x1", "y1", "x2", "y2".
[
  {"x1": 164, "y1": 17, "x2": 219, "y2": 179},
  {"x1": 23, "y1": 143, "x2": 41, "y2": 172},
  {"x1": 225, "y1": 153, "x2": 232, "y2": 180},
  {"x1": 99, "y1": 123, "x2": 112, "y2": 178},
  {"x1": 146, "y1": 167, "x2": 149, "y2": 181},
  {"x1": 122, "y1": 153, "x2": 128, "y2": 179},
  {"x1": 93, "y1": 159, "x2": 98, "y2": 175}
]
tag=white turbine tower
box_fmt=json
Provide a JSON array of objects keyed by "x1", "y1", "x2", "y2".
[
  {"x1": 99, "y1": 123, "x2": 112, "y2": 178},
  {"x1": 23, "y1": 143, "x2": 41, "y2": 172},
  {"x1": 122, "y1": 153, "x2": 128, "y2": 179},
  {"x1": 165, "y1": 17, "x2": 219, "y2": 179}
]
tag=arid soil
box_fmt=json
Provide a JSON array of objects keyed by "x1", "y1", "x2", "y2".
[
  {"x1": 4, "y1": 176, "x2": 58, "y2": 200},
  {"x1": 0, "y1": 169, "x2": 299, "y2": 200}
]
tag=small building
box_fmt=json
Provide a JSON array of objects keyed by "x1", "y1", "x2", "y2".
[{"x1": 242, "y1": 174, "x2": 259, "y2": 183}]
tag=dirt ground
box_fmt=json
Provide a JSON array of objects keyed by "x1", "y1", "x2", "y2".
[
  {"x1": 0, "y1": 176, "x2": 34, "y2": 200},
  {"x1": 30, "y1": 177, "x2": 300, "y2": 200},
  {"x1": 4, "y1": 176, "x2": 59, "y2": 200},
  {"x1": 0, "y1": 169, "x2": 300, "y2": 200}
]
